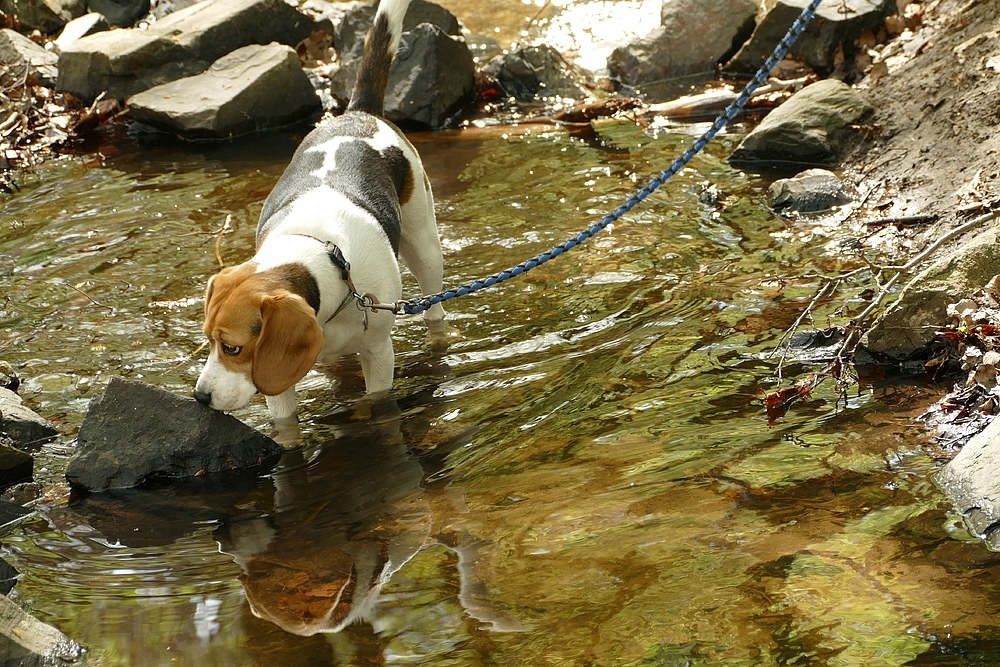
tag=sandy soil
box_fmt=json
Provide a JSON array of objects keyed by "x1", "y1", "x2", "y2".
[{"x1": 849, "y1": 0, "x2": 1000, "y2": 218}]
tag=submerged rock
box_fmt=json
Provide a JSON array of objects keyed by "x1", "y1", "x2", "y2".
[
  {"x1": 0, "y1": 388, "x2": 58, "y2": 451},
  {"x1": 608, "y1": 0, "x2": 756, "y2": 88},
  {"x1": 67, "y1": 376, "x2": 282, "y2": 492},
  {"x1": 729, "y1": 79, "x2": 873, "y2": 168},
  {"x1": 768, "y1": 168, "x2": 853, "y2": 213},
  {"x1": 128, "y1": 43, "x2": 321, "y2": 140},
  {"x1": 725, "y1": 0, "x2": 897, "y2": 76}
]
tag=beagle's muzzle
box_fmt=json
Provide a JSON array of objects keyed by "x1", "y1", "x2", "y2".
[{"x1": 195, "y1": 0, "x2": 445, "y2": 421}]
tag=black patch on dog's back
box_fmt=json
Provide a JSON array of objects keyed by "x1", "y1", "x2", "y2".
[{"x1": 256, "y1": 113, "x2": 405, "y2": 254}]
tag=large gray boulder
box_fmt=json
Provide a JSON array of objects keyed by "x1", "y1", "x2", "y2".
[
  {"x1": 726, "y1": 0, "x2": 897, "y2": 75},
  {"x1": 0, "y1": 28, "x2": 58, "y2": 87},
  {"x1": 0, "y1": 0, "x2": 86, "y2": 33},
  {"x1": 0, "y1": 388, "x2": 58, "y2": 451},
  {"x1": 66, "y1": 376, "x2": 282, "y2": 492},
  {"x1": 729, "y1": 79, "x2": 873, "y2": 168},
  {"x1": 608, "y1": 0, "x2": 757, "y2": 87},
  {"x1": 128, "y1": 42, "x2": 321, "y2": 140},
  {"x1": 384, "y1": 22, "x2": 474, "y2": 129},
  {"x1": 938, "y1": 415, "x2": 1000, "y2": 550},
  {"x1": 57, "y1": 0, "x2": 327, "y2": 101},
  {"x1": 862, "y1": 227, "x2": 1000, "y2": 359}
]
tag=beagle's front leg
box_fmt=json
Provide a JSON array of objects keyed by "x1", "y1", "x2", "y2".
[
  {"x1": 360, "y1": 337, "x2": 395, "y2": 396},
  {"x1": 266, "y1": 388, "x2": 298, "y2": 423}
]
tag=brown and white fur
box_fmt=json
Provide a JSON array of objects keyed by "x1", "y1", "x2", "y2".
[{"x1": 195, "y1": 0, "x2": 445, "y2": 421}]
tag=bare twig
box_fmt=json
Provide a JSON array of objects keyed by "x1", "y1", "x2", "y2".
[{"x1": 214, "y1": 214, "x2": 233, "y2": 267}]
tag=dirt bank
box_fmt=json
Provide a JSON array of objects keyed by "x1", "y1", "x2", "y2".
[{"x1": 849, "y1": 0, "x2": 1000, "y2": 229}]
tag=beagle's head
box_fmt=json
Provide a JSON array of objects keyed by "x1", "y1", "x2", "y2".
[{"x1": 195, "y1": 262, "x2": 323, "y2": 413}]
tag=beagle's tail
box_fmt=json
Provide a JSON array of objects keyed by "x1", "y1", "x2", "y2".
[{"x1": 347, "y1": 0, "x2": 411, "y2": 116}]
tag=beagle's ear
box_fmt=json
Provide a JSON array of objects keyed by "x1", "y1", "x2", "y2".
[
  {"x1": 252, "y1": 292, "x2": 323, "y2": 396},
  {"x1": 204, "y1": 274, "x2": 216, "y2": 318}
]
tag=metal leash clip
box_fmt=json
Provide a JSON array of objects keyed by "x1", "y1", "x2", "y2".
[{"x1": 354, "y1": 293, "x2": 403, "y2": 329}]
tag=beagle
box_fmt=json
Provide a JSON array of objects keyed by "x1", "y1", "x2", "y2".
[{"x1": 194, "y1": 0, "x2": 445, "y2": 421}]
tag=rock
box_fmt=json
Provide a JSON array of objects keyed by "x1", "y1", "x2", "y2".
[
  {"x1": 0, "y1": 438, "x2": 32, "y2": 492},
  {"x1": 785, "y1": 327, "x2": 847, "y2": 363},
  {"x1": 323, "y1": 0, "x2": 461, "y2": 63},
  {"x1": 0, "y1": 363, "x2": 18, "y2": 394},
  {"x1": 938, "y1": 415, "x2": 1000, "y2": 550},
  {"x1": 0, "y1": 388, "x2": 58, "y2": 451},
  {"x1": 0, "y1": 0, "x2": 87, "y2": 33},
  {"x1": 767, "y1": 168, "x2": 853, "y2": 212},
  {"x1": 728, "y1": 79, "x2": 873, "y2": 168},
  {"x1": 323, "y1": 0, "x2": 470, "y2": 125},
  {"x1": 725, "y1": 0, "x2": 897, "y2": 75},
  {"x1": 0, "y1": 482, "x2": 42, "y2": 506},
  {"x1": 862, "y1": 227, "x2": 1000, "y2": 359},
  {"x1": 385, "y1": 22, "x2": 475, "y2": 129},
  {"x1": 87, "y1": 0, "x2": 148, "y2": 26},
  {"x1": 0, "y1": 28, "x2": 58, "y2": 87},
  {"x1": 128, "y1": 42, "x2": 321, "y2": 140},
  {"x1": 66, "y1": 376, "x2": 282, "y2": 492},
  {"x1": 0, "y1": 559, "x2": 16, "y2": 596},
  {"x1": 608, "y1": 0, "x2": 757, "y2": 88},
  {"x1": 149, "y1": 0, "x2": 201, "y2": 19},
  {"x1": 57, "y1": 0, "x2": 329, "y2": 101},
  {"x1": 0, "y1": 593, "x2": 84, "y2": 667},
  {"x1": 52, "y1": 11, "x2": 108, "y2": 52},
  {"x1": 483, "y1": 44, "x2": 589, "y2": 102},
  {"x1": 0, "y1": 500, "x2": 31, "y2": 538}
]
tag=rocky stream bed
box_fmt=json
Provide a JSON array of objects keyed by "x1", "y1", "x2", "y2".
[{"x1": 2, "y1": 0, "x2": 1000, "y2": 662}]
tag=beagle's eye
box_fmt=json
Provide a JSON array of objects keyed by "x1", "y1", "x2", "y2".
[{"x1": 221, "y1": 343, "x2": 243, "y2": 357}]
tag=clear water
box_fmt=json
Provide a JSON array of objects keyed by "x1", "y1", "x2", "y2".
[{"x1": 1, "y1": 3, "x2": 1000, "y2": 663}]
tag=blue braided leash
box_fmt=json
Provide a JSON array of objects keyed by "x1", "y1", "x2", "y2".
[{"x1": 388, "y1": 0, "x2": 823, "y2": 316}]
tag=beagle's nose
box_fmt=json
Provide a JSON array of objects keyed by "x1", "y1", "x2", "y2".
[{"x1": 193, "y1": 389, "x2": 212, "y2": 406}]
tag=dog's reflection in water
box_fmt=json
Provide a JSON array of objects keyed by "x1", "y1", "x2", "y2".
[{"x1": 215, "y1": 401, "x2": 524, "y2": 636}]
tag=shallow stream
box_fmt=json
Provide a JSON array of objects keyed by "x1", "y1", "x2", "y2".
[{"x1": 2, "y1": 2, "x2": 1000, "y2": 663}]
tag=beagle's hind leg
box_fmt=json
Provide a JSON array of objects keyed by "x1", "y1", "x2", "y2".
[{"x1": 399, "y1": 175, "x2": 446, "y2": 325}]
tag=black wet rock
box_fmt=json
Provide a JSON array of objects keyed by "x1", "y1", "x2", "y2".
[
  {"x1": 0, "y1": 500, "x2": 32, "y2": 538},
  {"x1": 66, "y1": 376, "x2": 282, "y2": 492},
  {"x1": 88, "y1": 0, "x2": 150, "y2": 26},
  {"x1": 0, "y1": 437, "x2": 32, "y2": 492},
  {"x1": 0, "y1": 557, "x2": 17, "y2": 596},
  {"x1": 384, "y1": 22, "x2": 475, "y2": 130},
  {"x1": 482, "y1": 44, "x2": 589, "y2": 102}
]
